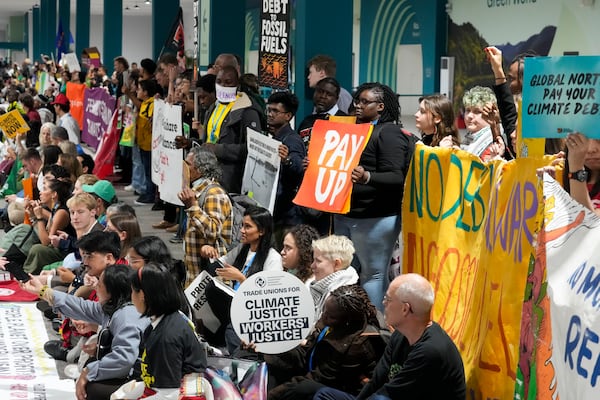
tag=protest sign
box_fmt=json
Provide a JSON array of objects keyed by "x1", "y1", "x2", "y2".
[
  {"x1": 522, "y1": 56, "x2": 600, "y2": 139},
  {"x1": 185, "y1": 271, "x2": 235, "y2": 334},
  {"x1": 0, "y1": 110, "x2": 29, "y2": 139},
  {"x1": 540, "y1": 174, "x2": 600, "y2": 400},
  {"x1": 230, "y1": 270, "x2": 314, "y2": 354},
  {"x1": 63, "y1": 53, "x2": 81, "y2": 72},
  {"x1": 66, "y1": 82, "x2": 86, "y2": 129},
  {"x1": 294, "y1": 120, "x2": 372, "y2": 213},
  {"x1": 151, "y1": 99, "x2": 184, "y2": 206},
  {"x1": 242, "y1": 128, "x2": 281, "y2": 213},
  {"x1": 0, "y1": 303, "x2": 75, "y2": 398},
  {"x1": 258, "y1": 0, "x2": 290, "y2": 88},
  {"x1": 82, "y1": 87, "x2": 117, "y2": 150},
  {"x1": 403, "y1": 144, "x2": 551, "y2": 398}
]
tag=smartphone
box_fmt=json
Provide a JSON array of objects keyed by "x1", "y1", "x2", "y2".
[{"x1": 5, "y1": 261, "x2": 30, "y2": 283}]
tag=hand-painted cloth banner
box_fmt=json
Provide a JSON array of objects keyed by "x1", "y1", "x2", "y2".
[
  {"x1": 66, "y1": 82, "x2": 86, "y2": 129},
  {"x1": 522, "y1": 56, "x2": 600, "y2": 139},
  {"x1": 542, "y1": 174, "x2": 600, "y2": 400},
  {"x1": 402, "y1": 144, "x2": 551, "y2": 399},
  {"x1": 82, "y1": 87, "x2": 117, "y2": 150},
  {"x1": 294, "y1": 120, "x2": 372, "y2": 214},
  {"x1": 0, "y1": 109, "x2": 29, "y2": 139},
  {"x1": 151, "y1": 99, "x2": 184, "y2": 206},
  {"x1": 0, "y1": 303, "x2": 76, "y2": 398},
  {"x1": 242, "y1": 128, "x2": 281, "y2": 213}
]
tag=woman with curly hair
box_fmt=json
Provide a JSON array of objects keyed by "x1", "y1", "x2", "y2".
[
  {"x1": 460, "y1": 85, "x2": 505, "y2": 161},
  {"x1": 281, "y1": 224, "x2": 320, "y2": 284},
  {"x1": 414, "y1": 94, "x2": 460, "y2": 147}
]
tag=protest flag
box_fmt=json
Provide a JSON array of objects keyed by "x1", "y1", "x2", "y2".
[
  {"x1": 160, "y1": 7, "x2": 186, "y2": 72},
  {"x1": 55, "y1": 20, "x2": 70, "y2": 61}
]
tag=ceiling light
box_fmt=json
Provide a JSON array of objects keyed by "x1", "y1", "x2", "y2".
[
  {"x1": 125, "y1": 6, "x2": 130, "y2": 10},
  {"x1": 145, "y1": 0, "x2": 151, "y2": 4},
  {"x1": 134, "y1": 4, "x2": 140, "y2": 9}
]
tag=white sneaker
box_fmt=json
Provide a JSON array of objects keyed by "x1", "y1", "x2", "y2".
[{"x1": 124, "y1": 185, "x2": 135, "y2": 192}]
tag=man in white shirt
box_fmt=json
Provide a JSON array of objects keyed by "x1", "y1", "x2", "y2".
[{"x1": 51, "y1": 93, "x2": 80, "y2": 144}]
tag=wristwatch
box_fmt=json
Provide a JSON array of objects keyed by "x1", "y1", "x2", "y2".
[{"x1": 568, "y1": 169, "x2": 589, "y2": 182}]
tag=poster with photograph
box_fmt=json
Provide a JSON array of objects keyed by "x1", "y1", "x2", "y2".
[{"x1": 242, "y1": 128, "x2": 281, "y2": 213}]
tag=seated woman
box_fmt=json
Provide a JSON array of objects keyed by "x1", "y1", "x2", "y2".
[
  {"x1": 211, "y1": 205, "x2": 283, "y2": 286},
  {"x1": 264, "y1": 285, "x2": 387, "y2": 400},
  {"x1": 202, "y1": 205, "x2": 282, "y2": 353},
  {"x1": 127, "y1": 235, "x2": 187, "y2": 291},
  {"x1": 310, "y1": 235, "x2": 359, "y2": 321},
  {"x1": 281, "y1": 224, "x2": 320, "y2": 285},
  {"x1": 130, "y1": 262, "x2": 206, "y2": 395},
  {"x1": 104, "y1": 212, "x2": 142, "y2": 260},
  {"x1": 21, "y1": 264, "x2": 149, "y2": 400},
  {"x1": 23, "y1": 177, "x2": 74, "y2": 274}
]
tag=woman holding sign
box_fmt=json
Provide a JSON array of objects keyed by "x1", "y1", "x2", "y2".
[
  {"x1": 213, "y1": 205, "x2": 282, "y2": 353},
  {"x1": 334, "y1": 82, "x2": 414, "y2": 310}
]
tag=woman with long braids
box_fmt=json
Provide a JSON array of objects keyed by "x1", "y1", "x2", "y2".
[
  {"x1": 334, "y1": 82, "x2": 415, "y2": 310},
  {"x1": 263, "y1": 284, "x2": 387, "y2": 400}
]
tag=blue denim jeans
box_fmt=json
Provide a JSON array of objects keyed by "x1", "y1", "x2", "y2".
[
  {"x1": 139, "y1": 149, "x2": 155, "y2": 198},
  {"x1": 334, "y1": 214, "x2": 401, "y2": 310},
  {"x1": 130, "y1": 144, "x2": 146, "y2": 192}
]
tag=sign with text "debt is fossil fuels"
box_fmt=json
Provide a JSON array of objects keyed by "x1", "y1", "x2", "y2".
[{"x1": 522, "y1": 56, "x2": 600, "y2": 139}]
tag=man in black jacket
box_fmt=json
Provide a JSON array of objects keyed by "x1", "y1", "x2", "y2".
[{"x1": 314, "y1": 273, "x2": 466, "y2": 400}]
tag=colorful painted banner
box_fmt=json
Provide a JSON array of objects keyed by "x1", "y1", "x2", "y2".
[
  {"x1": 541, "y1": 174, "x2": 600, "y2": 400},
  {"x1": 242, "y1": 128, "x2": 281, "y2": 213},
  {"x1": 0, "y1": 109, "x2": 29, "y2": 139},
  {"x1": 0, "y1": 303, "x2": 75, "y2": 398},
  {"x1": 82, "y1": 87, "x2": 117, "y2": 150},
  {"x1": 402, "y1": 144, "x2": 551, "y2": 399},
  {"x1": 66, "y1": 81, "x2": 86, "y2": 129},
  {"x1": 522, "y1": 56, "x2": 600, "y2": 139},
  {"x1": 151, "y1": 99, "x2": 184, "y2": 206},
  {"x1": 258, "y1": 0, "x2": 290, "y2": 89},
  {"x1": 293, "y1": 120, "x2": 372, "y2": 214}
]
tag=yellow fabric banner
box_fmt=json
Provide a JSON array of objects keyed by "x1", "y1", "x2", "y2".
[{"x1": 402, "y1": 144, "x2": 551, "y2": 398}]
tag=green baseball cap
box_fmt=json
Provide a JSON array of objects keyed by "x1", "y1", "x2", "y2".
[{"x1": 82, "y1": 180, "x2": 116, "y2": 203}]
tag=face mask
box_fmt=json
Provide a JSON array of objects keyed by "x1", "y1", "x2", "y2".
[{"x1": 215, "y1": 84, "x2": 238, "y2": 103}]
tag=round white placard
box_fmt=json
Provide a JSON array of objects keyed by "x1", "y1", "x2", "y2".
[{"x1": 230, "y1": 270, "x2": 315, "y2": 354}]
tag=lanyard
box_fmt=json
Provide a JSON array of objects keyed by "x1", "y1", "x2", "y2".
[
  {"x1": 207, "y1": 102, "x2": 234, "y2": 144},
  {"x1": 308, "y1": 326, "x2": 330, "y2": 371},
  {"x1": 233, "y1": 253, "x2": 256, "y2": 290}
]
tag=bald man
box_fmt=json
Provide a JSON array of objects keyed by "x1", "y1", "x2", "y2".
[{"x1": 315, "y1": 273, "x2": 466, "y2": 400}]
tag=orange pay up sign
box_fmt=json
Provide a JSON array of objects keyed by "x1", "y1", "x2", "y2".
[{"x1": 293, "y1": 120, "x2": 372, "y2": 213}]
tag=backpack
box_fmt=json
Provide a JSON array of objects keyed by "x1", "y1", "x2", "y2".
[{"x1": 197, "y1": 183, "x2": 258, "y2": 251}]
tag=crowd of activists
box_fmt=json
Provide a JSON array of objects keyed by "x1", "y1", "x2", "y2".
[{"x1": 0, "y1": 45, "x2": 598, "y2": 400}]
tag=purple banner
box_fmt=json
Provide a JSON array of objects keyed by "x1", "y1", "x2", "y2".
[{"x1": 82, "y1": 88, "x2": 116, "y2": 150}]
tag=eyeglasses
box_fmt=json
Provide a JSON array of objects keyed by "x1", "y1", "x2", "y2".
[
  {"x1": 126, "y1": 255, "x2": 145, "y2": 265},
  {"x1": 266, "y1": 107, "x2": 289, "y2": 116},
  {"x1": 353, "y1": 98, "x2": 380, "y2": 106}
]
